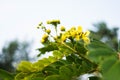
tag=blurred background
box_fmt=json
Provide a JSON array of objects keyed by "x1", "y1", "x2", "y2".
[{"x1": 0, "y1": 0, "x2": 120, "y2": 72}]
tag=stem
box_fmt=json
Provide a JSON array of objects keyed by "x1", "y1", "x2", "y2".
[
  {"x1": 55, "y1": 26, "x2": 58, "y2": 36},
  {"x1": 61, "y1": 42, "x2": 98, "y2": 66},
  {"x1": 118, "y1": 52, "x2": 120, "y2": 60}
]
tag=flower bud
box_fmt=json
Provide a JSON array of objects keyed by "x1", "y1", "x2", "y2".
[
  {"x1": 41, "y1": 39, "x2": 45, "y2": 43},
  {"x1": 46, "y1": 29, "x2": 51, "y2": 34},
  {"x1": 42, "y1": 34, "x2": 48, "y2": 40},
  {"x1": 60, "y1": 26, "x2": 65, "y2": 31},
  {"x1": 39, "y1": 22, "x2": 43, "y2": 26},
  {"x1": 54, "y1": 36, "x2": 58, "y2": 40}
]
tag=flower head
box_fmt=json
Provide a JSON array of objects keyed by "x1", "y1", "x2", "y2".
[{"x1": 47, "y1": 19, "x2": 60, "y2": 26}]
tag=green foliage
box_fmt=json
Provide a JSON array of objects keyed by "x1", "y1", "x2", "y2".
[
  {"x1": 38, "y1": 42, "x2": 58, "y2": 56},
  {"x1": 74, "y1": 41, "x2": 88, "y2": 55},
  {"x1": 0, "y1": 69, "x2": 14, "y2": 80},
  {"x1": 104, "y1": 61, "x2": 120, "y2": 80},
  {"x1": 87, "y1": 39, "x2": 117, "y2": 63},
  {"x1": 0, "y1": 20, "x2": 120, "y2": 80}
]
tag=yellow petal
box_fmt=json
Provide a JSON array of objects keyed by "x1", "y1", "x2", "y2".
[
  {"x1": 75, "y1": 35, "x2": 80, "y2": 41},
  {"x1": 70, "y1": 31, "x2": 76, "y2": 37},
  {"x1": 77, "y1": 26, "x2": 82, "y2": 32},
  {"x1": 82, "y1": 37, "x2": 90, "y2": 44},
  {"x1": 84, "y1": 31, "x2": 90, "y2": 36},
  {"x1": 61, "y1": 35, "x2": 67, "y2": 41}
]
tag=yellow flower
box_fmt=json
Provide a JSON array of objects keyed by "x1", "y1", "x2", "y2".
[
  {"x1": 42, "y1": 34, "x2": 48, "y2": 40},
  {"x1": 80, "y1": 30, "x2": 90, "y2": 43},
  {"x1": 70, "y1": 31, "x2": 76, "y2": 37},
  {"x1": 60, "y1": 26, "x2": 65, "y2": 31},
  {"x1": 46, "y1": 29, "x2": 51, "y2": 34}
]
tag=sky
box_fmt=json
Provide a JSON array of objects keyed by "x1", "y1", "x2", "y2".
[{"x1": 0, "y1": 0, "x2": 120, "y2": 54}]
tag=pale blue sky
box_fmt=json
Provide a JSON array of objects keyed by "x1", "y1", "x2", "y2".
[{"x1": 0, "y1": 0, "x2": 120, "y2": 52}]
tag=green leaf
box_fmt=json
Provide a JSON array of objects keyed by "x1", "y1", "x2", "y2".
[
  {"x1": 66, "y1": 54, "x2": 82, "y2": 64},
  {"x1": 101, "y1": 56, "x2": 117, "y2": 73},
  {"x1": 53, "y1": 50, "x2": 63, "y2": 59},
  {"x1": 103, "y1": 60, "x2": 120, "y2": 80},
  {"x1": 30, "y1": 77, "x2": 44, "y2": 80},
  {"x1": 88, "y1": 39, "x2": 115, "y2": 50},
  {"x1": 38, "y1": 42, "x2": 58, "y2": 56},
  {"x1": 45, "y1": 75, "x2": 62, "y2": 80},
  {"x1": 74, "y1": 41, "x2": 88, "y2": 55},
  {"x1": 59, "y1": 42, "x2": 74, "y2": 56},
  {"x1": 39, "y1": 58, "x2": 51, "y2": 67},
  {"x1": 48, "y1": 56, "x2": 57, "y2": 63},
  {"x1": 0, "y1": 69, "x2": 14, "y2": 80},
  {"x1": 50, "y1": 60, "x2": 67, "y2": 69},
  {"x1": 65, "y1": 64, "x2": 82, "y2": 77},
  {"x1": 17, "y1": 61, "x2": 33, "y2": 72},
  {"x1": 59, "y1": 66, "x2": 73, "y2": 80},
  {"x1": 80, "y1": 61, "x2": 96, "y2": 73},
  {"x1": 66, "y1": 55, "x2": 75, "y2": 63},
  {"x1": 15, "y1": 72, "x2": 29, "y2": 80},
  {"x1": 87, "y1": 39, "x2": 116, "y2": 63},
  {"x1": 43, "y1": 66, "x2": 59, "y2": 76},
  {"x1": 15, "y1": 72, "x2": 45, "y2": 80}
]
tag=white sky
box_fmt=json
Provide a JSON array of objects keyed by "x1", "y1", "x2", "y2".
[{"x1": 0, "y1": 0, "x2": 120, "y2": 53}]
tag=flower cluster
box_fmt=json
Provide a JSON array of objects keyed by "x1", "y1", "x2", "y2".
[
  {"x1": 37, "y1": 20, "x2": 90, "y2": 44},
  {"x1": 61, "y1": 26, "x2": 90, "y2": 43}
]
